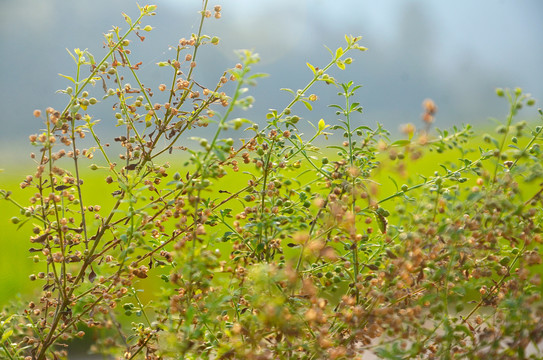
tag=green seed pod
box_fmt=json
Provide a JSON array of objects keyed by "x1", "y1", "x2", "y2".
[
  {"x1": 495, "y1": 88, "x2": 504, "y2": 97},
  {"x1": 81, "y1": 91, "x2": 89, "y2": 98},
  {"x1": 499, "y1": 256, "x2": 510, "y2": 266}
]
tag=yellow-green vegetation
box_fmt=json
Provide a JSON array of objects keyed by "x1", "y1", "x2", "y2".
[{"x1": 1, "y1": 2, "x2": 542, "y2": 360}]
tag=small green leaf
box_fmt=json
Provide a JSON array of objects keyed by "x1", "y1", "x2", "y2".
[
  {"x1": 335, "y1": 47, "x2": 343, "y2": 59},
  {"x1": 318, "y1": 119, "x2": 327, "y2": 132},
  {"x1": 65, "y1": 48, "x2": 76, "y2": 62},
  {"x1": 306, "y1": 62, "x2": 316, "y2": 75},
  {"x1": 247, "y1": 73, "x2": 269, "y2": 81},
  {"x1": 388, "y1": 176, "x2": 399, "y2": 191},
  {"x1": 213, "y1": 148, "x2": 227, "y2": 162},
  {"x1": 302, "y1": 100, "x2": 313, "y2": 111},
  {"x1": 390, "y1": 140, "x2": 411, "y2": 147},
  {"x1": 86, "y1": 51, "x2": 96, "y2": 65},
  {"x1": 1, "y1": 328, "x2": 13, "y2": 343},
  {"x1": 280, "y1": 88, "x2": 295, "y2": 95},
  {"x1": 336, "y1": 60, "x2": 345, "y2": 70},
  {"x1": 58, "y1": 73, "x2": 76, "y2": 83},
  {"x1": 122, "y1": 12, "x2": 133, "y2": 26}
]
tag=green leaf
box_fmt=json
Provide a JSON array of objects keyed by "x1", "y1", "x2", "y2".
[
  {"x1": 336, "y1": 60, "x2": 345, "y2": 70},
  {"x1": 65, "y1": 48, "x2": 76, "y2": 62},
  {"x1": 302, "y1": 100, "x2": 313, "y2": 111},
  {"x1": 122, "y1": 12, "x2": 133, "y2": 26},
  {"x1": 318, "y1": 118, "x2": 328, "y2": 132},
  {"x1": 1, "y1": 328, "x2": 13, "y2": 343},
  {"x1": 353, "y1": 125, "x2": 373, "y2": 132},
  {"x1": 247, "y1": 73, "x2": 269, "y2": 80},
  {"x1": 280, "y1": 88, "x2": 295, "y2": 95},
  {"x1": 85, "y1": 51, "x2": 96, "y2": 65},
  {"x1": 306, "y1": 62, "x2": 316, "y2": 75},
  {"x1": 388, "y1": 176, "x2": 399, "y2": 191},
  {"x1": 335, "y1": 47, "x2": 343, "y2": 59},
  {"x1": 390, "y1": 139, "x2": 411, "y2": 147},
  {"x1": 213, "y1": 148, "x2": 227, "y2": 162},
  {"x1": 266, "y1": 109, "x2": 277, "y2": 119},
  {"x1": 58, "y1": 73, "x2": 76, "y2": 83},
  {"x1": 326, "y1": 145, "x2": 348, "y2": 154}
]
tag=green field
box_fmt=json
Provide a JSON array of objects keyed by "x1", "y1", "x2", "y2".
[{"x1": 2, "y1": 130, "x2": 541, "y2": 306}]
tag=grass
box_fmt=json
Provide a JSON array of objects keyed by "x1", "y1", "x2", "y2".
[{"x1": 2, "y1": 130, "x2": 540, "y2": 306}]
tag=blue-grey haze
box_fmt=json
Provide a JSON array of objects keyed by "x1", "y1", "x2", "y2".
[{"x1": 1, "y1": 0, "x2": 542, "y2": 169}]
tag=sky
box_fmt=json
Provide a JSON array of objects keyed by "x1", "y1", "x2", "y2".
[{"x1": 0, "y1": 0, "x2": 542, "y2": 169}]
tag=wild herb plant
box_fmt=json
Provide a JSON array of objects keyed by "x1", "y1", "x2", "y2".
[{"x1": 1, "y1": 2, "x2": 542, "y2": 359}]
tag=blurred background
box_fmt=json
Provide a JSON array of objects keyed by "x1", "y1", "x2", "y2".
[{"x1": 1, "y1": 0, "x2": 542, "y2": 170}]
